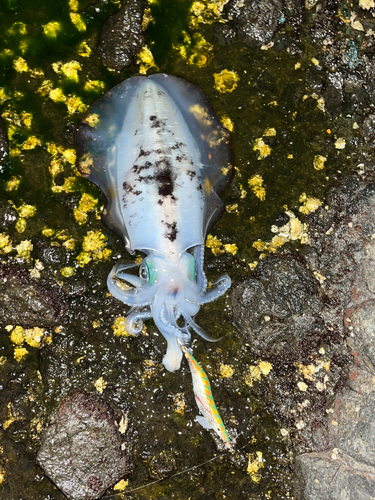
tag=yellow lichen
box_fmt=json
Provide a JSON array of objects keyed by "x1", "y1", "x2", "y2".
[
  {"x1": 172, "y1": 393, "x2": 186, "y2": 414},
  {"x1": 60, "y1": 267, "x2": 76, "y2": 277},
  {"x1": 248, "y1": 174, "x2": 266, "y2": 200},
  {"x1": 66, "y1": 95, "x2": 88, "y2": 114},
  {"x1": 14, "y1": 346, "x2": 28, "y2": 362},
  {"x1": 70, "y1": 12, "x2": 86, "y2": 31},
  {"x1": 0, "y1": 233, "x2": 12, "y2": 254},
  {"x1": 16, "y1": 240, "x2": 33, "y2": 259},
  {"x1": 69, "y1": 0, "x2": 79, "y2": 11},
  {"x1": 49, "y1": 87, "x2": 66, "y2": 103},
  {"x1": 21, "y1": 136, "x2": 41, "y2": 150},
  {"x1": 223, "y1": 243, "x2": 238, "y2": 255},
  {"x1": 13, "y1": 57, "x2": 28, "y2": 73},
  {"x1": 76, "y1": 251, "x2": 92, "y2": 267},
  {"x1": 42, "y1": 228, "x2": 55, "y2": 237},
  {"x1": 37, "y1": 79, "x2": 54, "y2": 97},
  {"x1": 9, "y1": 22, "x2": 28, "y2": 35},
  {"x1": 213, "y1": 69, "x2": 239, "y2": 93},
  {"x1": 205, "y1": 234, "x2": 224, "y2": 255},
  {"x1": 258, "y1": 360, "x2": 272, "y2": 376},
  {"x1": 247, "y1": 452, "x2": 264, "y2": 482},
  {"x1": 74, "y1": 193, "x2": 98, "y2": 225},
  {"x1": 114, "y1": 479, "x2": 129, "y2": 491},
  {"x1": 15, "y1": 219, "x2": 26, "y2": 233},
  {"x1": 24, "y1": 327, "x2": 45, "y2": 348},
  {"x1": 77, "y1": 41, "x2": 92, "y2": 58},
  {"x1": 15, "y1": 203, "x2": 37, "y2": 218},
  {"x1": 359, "y1": 0, "x2": 374, "y2": 9},
  {"x1": 313, "y1": 155, "x2": 327, "y2": 171},
  {"x1": 142, "y1": 7, "x2": 154, "y2": 30},
  {"x1": 112, "y1": 317, "x2": 130, "y2": 337},
  {"x1": 226, "y1": 203, "x2": 238, "y2": 214},
  {"x1": 84, "y1": 80, "x2": 106, "y2": 93},
  {"x1": 299, "y1": 193, "x2": 322, "y2": 215},
  {"x1": 43, "y1": 22, "x2": 61, "y2": 38},
  {"x1": 20, "y1": 112, "x2": 33, "y2": 128},
  {"x1": 335, "y1": 137, "x2": 346, "y2": 149},
  {"x1": 73, "y1": 209, "x2": 88, "y2": 225},
  {"x1": 0, "y1": 88, "x2": 10, "y2": 105},
  {"x1": 94, "y1": 377, "x2": 107, "y2": 393},
  {"x1": 137, "y1": 46, "x2": 157, "y2": 75},
  {"x1": 245, "y1": 360, "x2": 272, "y2": 386},
  {"x1": 85, "y1": 113, "x2": 99, "y2": 127},
  {"x1": 10, "y1": 326, "x2": 24, "y2": 346},
  {"x1": 221, "y1": 115, "x2": 234, "y2": 132},
  {"x1": 63, "y1": 148, "x2": 76, "y2": 164},
  {"x1": 189, "y1": 0, "x2": 229, "y2": 27},
  {"x1": 52, "y1": 60, "x2": 82, "y2": 82},
  {"x1": 253, "y1": 138, "x2": 272, "y2": 160},
  {"x1": 263, "y1": 127, "x2": 276, "y2": 137},
  {"x1": 219, "y1": 364, "x2": 234, "y2": 378}
]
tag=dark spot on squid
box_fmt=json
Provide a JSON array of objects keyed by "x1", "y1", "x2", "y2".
[
  {"x1": 122, "y1": 181, "x2": 142, "y2": 196},
  {"x1": 132, "y1": 161, "x2": 152, "y2": 174},
  {"x1": 155, "y1": 164, "x2": 176, "y2": 199},
  {"x1": 186, "y1": 170, "x2": 196, "y2": 180},
  {"x1": 138, "y1": 148, "x2": 152, "y2": 157},
  {"x1": 149, "y1": 115, "x2": 166, "y2": 129},
  {"x1": 162, "y1": 220, "x2": 178, "y2": 242}
]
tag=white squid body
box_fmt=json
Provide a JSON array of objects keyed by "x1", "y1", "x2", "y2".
[{"x1": 76, "y1": 73, "x2": 233, "y2": 371}]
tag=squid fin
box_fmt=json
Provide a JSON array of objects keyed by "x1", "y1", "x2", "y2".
[{"x1": 196, "y1": 415, "x2": 213, "y2": 429}]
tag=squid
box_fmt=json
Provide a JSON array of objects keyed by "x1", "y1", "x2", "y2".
[{"x1": 76, "y1": 73, "x2": 233, "y2": 372}]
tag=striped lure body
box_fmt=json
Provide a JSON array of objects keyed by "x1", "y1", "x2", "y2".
[{"x1": 180, "y1": 343, "x2": 231, "y2": 448}]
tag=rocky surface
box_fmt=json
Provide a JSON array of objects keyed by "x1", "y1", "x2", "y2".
[
  {"x1": 224, "y1": 0, "x2": 286, "y2": 48},
  {"x1": 0, "y1": 263, "x2": 68, "y2": 328},
  {"x1": 233, "y1": 166, "x2": 375, "y2": 498},
  {"x1": 37, "y1": 391, "x2": 130, "y2": 500},
  {"x1": 98, "y1": 0, "x2": 145, "y2": 71},
  {"x1": 0, "y1": 120, "x2": 8, "y2": 169}
]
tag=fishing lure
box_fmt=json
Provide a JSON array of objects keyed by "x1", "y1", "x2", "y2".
[
  {"x1": 76, "y1": 73, "x2": 233, "y2": 372},
  {"x1": 180, "y1": 341, "x2": 231, "y2": 448}
]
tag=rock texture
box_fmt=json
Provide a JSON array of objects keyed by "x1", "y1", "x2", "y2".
[
  {"x1": 37, "y1": 391, "x2": 130, "y2": 500},
  {"x1": 98, "y1": 0, "x2": 145, "y2": 71},
  {"x1": 0, "y1": 263, "x2": 68, "y2": 328}
]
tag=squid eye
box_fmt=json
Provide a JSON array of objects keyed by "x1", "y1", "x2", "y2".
[
  {"x1": 139, "y1": 263, "x2": 149, "y2": 281},
  {"x1": 141, "y1": 258, "x2": 159, "y2": 284},
  {"x1": 186, "y1": 254, "x2": 196, "y2": 281}
]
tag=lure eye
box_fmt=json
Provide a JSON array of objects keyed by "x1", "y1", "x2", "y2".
[{"x1": 139, "y1": 262, "x2": 149, "y2": 281}]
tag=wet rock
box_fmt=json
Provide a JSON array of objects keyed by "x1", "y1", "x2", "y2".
[
  {"x1": 0, "y1": 119, "x2": 8, "y2": 169},
  {"x1": 0, "y1": 263, "x2": 68, "y2": 328},
  {"x1": 231, "y1": 255, "x2": 321, "y2": 359},
  {"x1": 0, "y1": 201, "x2": 17, "y2": 230},
  {"x1": 37, "y1": 391, "x2": 130, "y2": 500},
  {"x1": 291, "y1": 167, "x2": 375, "y2": 497},
  {"x1": 295, "y1": 450, "x2": 375, "y2": 500},
  {"x1": 98, "y1": 0, "x2": 145, "y2": 71},
  {"x1": 225, "y1": 0, "x2": 284, "y2": 48}
]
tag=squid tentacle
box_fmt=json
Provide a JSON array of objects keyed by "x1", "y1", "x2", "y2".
[
  {"x1": 193, "y1": 244, "x2": 207, "y2": 293},
  {"x1": 178, "y1": 298, "x2": 221, "y2": 342},
  {"x1": 185, "y1": 274, "x2": 231, "y2": 305},
  {"x1": 125, "y1": 309, "x2": 153, "y2": 336},
  {"x1": 107, "y1": 265, "x2": 154, "y2": 306}
]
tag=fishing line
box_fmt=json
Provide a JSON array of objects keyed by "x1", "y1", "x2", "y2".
[{"x1": 104, "y1": 441, "x2": 250, "y2": 498}]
